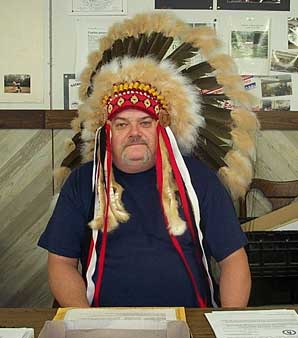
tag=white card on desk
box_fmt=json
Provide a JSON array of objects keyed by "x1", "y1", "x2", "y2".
[
  {"x1": 0, "y1": 328, "x2": 34, "y2": 338},
  {"x1": 205, "y1": 309, "x2": 298, "y2": 338}
]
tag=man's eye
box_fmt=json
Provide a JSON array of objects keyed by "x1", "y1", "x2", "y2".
[
  {"x1": 140, "y1": 120, "x2": 153, "y2": 127},
  {"x1": 115, "y1": 123, "x2": 128, "y2": 129}
]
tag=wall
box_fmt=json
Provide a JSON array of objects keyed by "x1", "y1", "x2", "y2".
[{"x1": 0, "y1": 0, "x2": 297, "y2": 307}]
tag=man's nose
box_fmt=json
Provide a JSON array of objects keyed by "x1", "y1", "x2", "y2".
[{"x1": 129, "y1": 122, "x2": 141, "y2": 135}]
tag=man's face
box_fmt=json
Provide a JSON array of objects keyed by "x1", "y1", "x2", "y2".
[{"x1": 110, "y1": 109, "x2": 158, "y2": 173}]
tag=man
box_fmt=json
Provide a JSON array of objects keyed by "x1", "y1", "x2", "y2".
[
  {"x1": 39, "y1": 12, "x2": 256, "y2": 308},
  {"x1": 39, "y1": 108, "x2": 250, "y2": 308}
]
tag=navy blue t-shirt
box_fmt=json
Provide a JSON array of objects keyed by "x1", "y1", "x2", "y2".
[{"x1": 38, "y1": 156, "x2": 247, "y2": 307}]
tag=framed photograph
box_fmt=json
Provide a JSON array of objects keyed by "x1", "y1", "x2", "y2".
[
  {"x1": 70, "y1": 0, "x2": 127, "y2": 16},
  {"x1": 261, "y1": 99, "x2": 290, "y2": 111},
  {"x1": 217, "y1": 0, "x2": 290, "y2": 11},
  {"x1": 155, "y1": 0, "x2": 213, "y2": 10},
  {"x1": 271, "y1": 50, "x2": 298, "y2": 73},
  {"x1": 260, "y1": 75, "x2": 292, "y2": 98},
  {"x1": 4, "y1": 74, "x2": 31, "y2": 94}
]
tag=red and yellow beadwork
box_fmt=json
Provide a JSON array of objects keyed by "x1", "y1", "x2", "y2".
[{"x1": 102, "y1": 82, "x2": 168, "y2": 120}]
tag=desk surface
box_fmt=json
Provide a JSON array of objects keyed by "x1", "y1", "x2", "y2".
[{"x1": 1, "y1": 307, "x2": 298, "y2": 338}]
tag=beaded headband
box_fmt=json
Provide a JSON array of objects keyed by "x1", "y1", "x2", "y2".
[{"x1": 102, "y1": 82, "x2": 169, "y2": 123}]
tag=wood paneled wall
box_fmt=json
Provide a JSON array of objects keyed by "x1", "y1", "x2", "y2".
[
  {"x1": 1, "y1": 110, "x2": 298, "y2": 130},
  {"x1": 0, "y1": 129, "x2": 74, "y2": 307}
]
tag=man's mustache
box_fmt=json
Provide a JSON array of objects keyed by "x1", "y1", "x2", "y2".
[{"x1": 124, "y1": 135, "x2": 147, "y2": 147}]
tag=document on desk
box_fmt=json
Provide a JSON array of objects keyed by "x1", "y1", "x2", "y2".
[
  {"x1": 40, "y1": 308, "x2": 189, "y2": 338},
  {"x1": 55, "y1": 307, "x2": 185, "y2": 321},
  {"x1": 0, "y1": 328, "x2": 34, "y2": 338},
  {"x1": 205, "y1": 309, "x2": 298, "y2": 338}
]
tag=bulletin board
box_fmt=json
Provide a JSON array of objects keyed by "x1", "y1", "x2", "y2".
[
  {"x1": 1, "y1": 0, "x2": 298, "y2": 123},
  {"x1": 49, "y1": 0, "x2": 298, "y2": 114}
]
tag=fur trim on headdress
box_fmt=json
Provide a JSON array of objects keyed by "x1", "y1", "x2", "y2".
[
  {"x1": 54, "y1": 166, "x2": 71, "y2": 192},
  {"x1": 73, "y1": 11, "x2": 260, "y2": 201},
  {"x1": 79, "y1": 56, "x2": 203, "y2": 157}
]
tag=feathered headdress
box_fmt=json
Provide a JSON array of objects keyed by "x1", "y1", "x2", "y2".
[{"x1": 57, "y1": 12, "x2": 259, "y2": 307}]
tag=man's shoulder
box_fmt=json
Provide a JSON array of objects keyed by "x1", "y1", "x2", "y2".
[
  {"x1": 183, "y1": 156, "x2": 218, "y2": 181},
  {"x1": 61, "y1": 161, "x2": 93, "y2": 195},
  {"x1": 182, "y1": 155, "x2": 228, "y2": 197},
  {"x1": 67, "y1": 161, "x2": 93, "y2": 182}
]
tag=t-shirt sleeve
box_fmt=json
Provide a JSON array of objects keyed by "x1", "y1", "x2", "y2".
[
  {"x1": 38, "y1": 165, "x2": 91, "y2": 258},
  {"x1": 201, "y1": 174, "x2": 247, "y2": 262}
]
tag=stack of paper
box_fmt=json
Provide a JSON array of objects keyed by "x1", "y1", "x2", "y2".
[
  {"x1": 205, "y1": 309, "x2": 298, "y2": 338},
  {"x1": 0, "y1": 328, "x2": 34, "y2": 338},
  {"x1": 54, "y1": 307, "x2": 185, "y2": 321},
  {"x1": 38, "y1": 308, "x2": 189, "y2": 338}
]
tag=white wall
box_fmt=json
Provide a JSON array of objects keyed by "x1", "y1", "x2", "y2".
[
  {"x1": 0, "y1": 0, "x2": 50, "y2": 109},
  {"x1": 1, "y1": 0, "x2": 298, "y2": 110}
]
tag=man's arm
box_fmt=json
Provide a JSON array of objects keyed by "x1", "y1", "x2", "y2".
[
  {"x1": 48, "y1": 253, "x2": 90, "y2": 307},
  {"x1": 218, "y1": 247, "x2": 251, "y2": 307}
]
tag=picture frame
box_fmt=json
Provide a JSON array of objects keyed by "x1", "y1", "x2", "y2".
[
  {"x1": 217, "y1": 0, "x2": 290, "y2": 11},
  {"x1": 70, "y1": 0, "x2": 127, "y2": 16},
  {"x1": 155, "y1": 0, "x2": 213, "y2": 10}
]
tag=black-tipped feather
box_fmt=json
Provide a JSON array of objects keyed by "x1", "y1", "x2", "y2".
[
  {"x1": 182, "y1": 61, "x2": 214, "y2": 80},
  {"x1": 200, "y1": 125, "x2": 231, "y2": 141},
  {"x1": 201, "y1": 103, "x2": 232, "y2": 123},
  {"x1": 61, "y1": 133, "x2": 82, "y2": 170},
  {"x1": 136, "y1": 34, "x2": 149, "y2": 57},
  {"x1": 201, "y1": 94, "x2": 230, "y2": 106},
  {"x1": 157, "y1": 36, "x2": 174, "y2": 60},
  {"x1": 147, "y1": 32, "x2": 169, "y2": 57},
  {"x1": 102, "y1": 48, "x2": 112, "y2": 65},
  {"x1": 165, "y1": 42, "x2": 197, "y2": 67},
  {"x1": 199, "y1": 128, "x2": 231, "y2": 152},
  {"x1": 127, "y1": 36, "x2": 138, "y2": 57},
  {"x1": 204, "y1": 117, "x2": 231, "y2": 131},
  {"x1": 155, "y1": 37, "x2": 174, "y2": 60},
  {"x1": 196, "y1": 141, "x2": 226, "y2": 168},
  {"x1": 193, "y1": 76, "x2": 220, "y2": 90},
  {"x1": 111, "y1": 39, "x2": 124, "y2": 58}
]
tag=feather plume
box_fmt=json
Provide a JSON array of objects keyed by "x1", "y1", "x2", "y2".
[
  {"x1": 193, "y1": 76, "x2": 220, "y2": 90},
  {"x1": 182, "y1": 61, "x2": 215, "y2": 80},
  {"x1": 166, "y1": 42, "x2": 197, "y2": 67},
  {"x1": 56, "y1": 11, "x2": 260, "y2": 201},
  {"x1": 201, "y1": 94, "x2": 230, "y2": 106}
]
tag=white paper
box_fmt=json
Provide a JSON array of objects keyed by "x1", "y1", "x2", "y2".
[
  {"x1": 71, "y1": 0, "x2": 127, "y2": 15},
  {"x1": 229, "y1": 16, "x2": 271, "y2": 75},
  {"x1": 64, "y1": 308, "x2": 179, "y2": 321},
  {"x1": 68, "y1": 78, "x2": 81, "y2": 109},
  {"x1": 205, "y1": 309, "x2": 298, "y2": 338},
  {"x1": 64, "y1": 318, "x2": 167, "y2": 331},
  {"x1": 75, "y1": 19, "x2": 108, "y2": 76},
  {"x1": 0, "y1": 328, "x2": 34, "y2": 338},
  {"x1": 0, "y1": 1, "x2": 44, "y2": 103}
]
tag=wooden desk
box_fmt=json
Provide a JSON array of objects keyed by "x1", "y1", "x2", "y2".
[{"x1": 0, "y1": 307, "x2": 297, "y2": 338}]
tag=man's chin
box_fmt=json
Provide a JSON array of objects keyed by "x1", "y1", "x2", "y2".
[{"x1": 123, "y1": 156, "x2": 148, "y2": 165}]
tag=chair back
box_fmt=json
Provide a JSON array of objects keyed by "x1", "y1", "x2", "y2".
[{"x1": 239, "y1": 178, "x2": 298, "y2": 218}]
